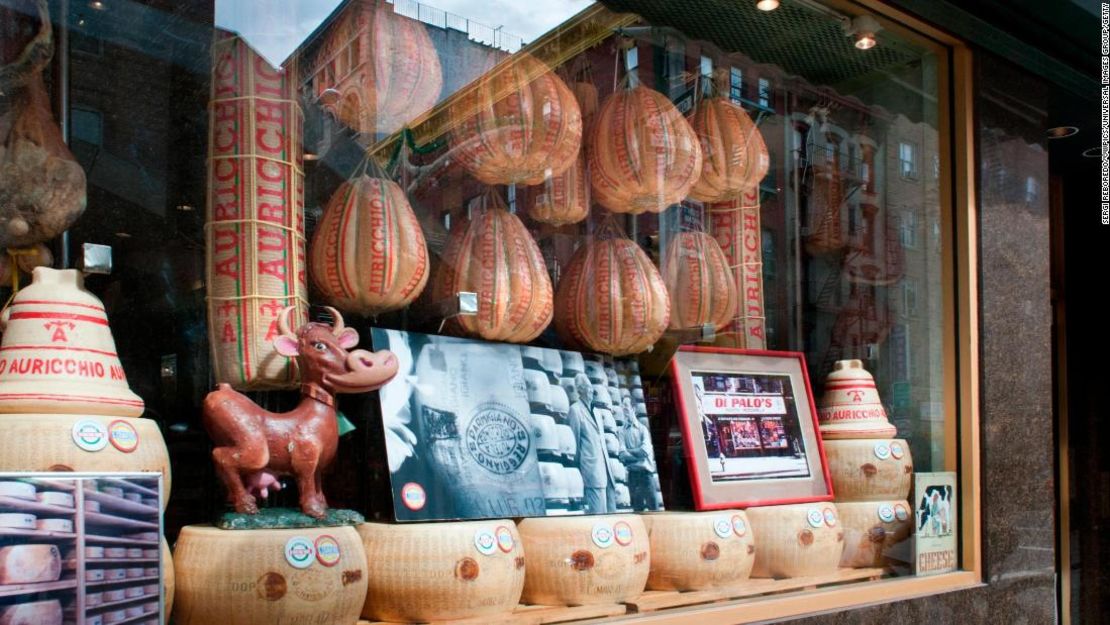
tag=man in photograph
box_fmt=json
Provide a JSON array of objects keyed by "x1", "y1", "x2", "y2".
[
  {"x1": 618, "y1": 396, "x2": 655, "y2": 510},
  {"x1": 568, "y1": 373, "x2": 615, "y2": 513}
]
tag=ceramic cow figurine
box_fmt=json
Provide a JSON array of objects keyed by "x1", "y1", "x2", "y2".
[{"x1": 202, "y1": 306, "x2": 397, "y2": 518}]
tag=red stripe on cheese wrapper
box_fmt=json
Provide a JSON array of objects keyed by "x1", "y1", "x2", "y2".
[
  {"x1": 518, "y1": 154, "x2": 589, "y2": 226},
  {"x1": 8, "y1": 311, "x2": 108, "y2": 326},
  {"x1": 589, "y1": 85, "x2": 702, "y2": 214},
  {"x1": 662, "y1": 231, "x2": 738, "y2": 332},
  {"x1": 449, "y1": 54, "x2": 582, "y2": 186},
  {"x1": 431, "y1": 196, "x2": 553, "y2": 343},
  {"x1": 708, "y1": 193, "x2": 766, "y2": 348},
  {"x1": 309, "y1": 175, "x2": 429, "y2": 316},
  {"x1": 689, "y1": 97, "x2": 769, "y2": 203}
]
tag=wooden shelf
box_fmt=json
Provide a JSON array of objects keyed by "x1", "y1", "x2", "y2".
[
  {"x1": 0, "y1": 577, "x2": 77, "y2": 598},
  {"x1": 88, "y1": 592, "x2": 160, "y2": 611},
  {"x1": 0, "y1": 527, "x2": 76, "y2": 540},
  {"x1": 84, "y1": 491, "x2": 159, "y2": 518},
  {"x1": 96, "y1": 478, "x2": 159, "y2": 499},
  {"x1": 84, "y1": 511, "x2": 159, "y2": 531},
  {"x1": 84, "y1": 534, "x2": 159, "y2": 547},
  {"x1": 26, "y1": 479, "x2": 76, "y2": 492},
  {"x1": 85, "y1": 558, "x2": 158, "y2": 565},
  {"x1": 87, "y1": 575, "x2": 159, "y2": 588},
  {"x1": 106, "y1": 610, "x2": 160, "y2": 625},
  {"x1": 0, "y1": 495, "x2": 76, "y2": 516}
]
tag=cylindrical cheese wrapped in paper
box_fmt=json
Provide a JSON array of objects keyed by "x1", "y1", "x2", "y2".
[
  {"x1": 357, "y1": 520, "x2": 525, "y2": 622},
  {"x1": 837, "y1": 500, "x2": 913, "y2": 568},
  {"x1": 643, "y1": 511, "x2": 755, "y2": 591},
  {"x1": 518, "y1": 515, "x2": 650, "y2": 606},
  {"x1": 172, "y1": 525, "x2": 366, "y2": 625},
  {"x1": 206, "y1": 33, "x2": 307, "y2": 390},
  {"x1": 746, "y1": 503, "x2": 844, "y2": 579},
  {"x1": 825, "y1": 439, "x2": 913, "y2": 501}
]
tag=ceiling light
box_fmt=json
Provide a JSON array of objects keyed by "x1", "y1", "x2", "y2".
[
  {"x1": 114, "y1": 232, "x2": 131, "y2": 239},
  {"x1": 1082, "y1": 147, "x2": 1101, "y2": 158},
  {"x1": 756, "y1": 0, "x2": 780, "y2": 10},
  {"x1": 89, "y1": 0, "x2": 105, "y2": 9},
  {"x1": 1046, "y1": 126, "x2": 1078, "y2": 139},
  {"x1": 845, "y1": 15, "x2": 881, "y2": 50}
]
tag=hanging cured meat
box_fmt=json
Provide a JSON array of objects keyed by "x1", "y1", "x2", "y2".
[
  {"x1": 309, "y1": 174, "x2": 429, "y2": 315},
  {"x1": 589, "y1": 85, "x2": 702, "y2": 214},
  {"x1": 662, "y1": 230, "x2": 738, "y2": 331},
  {"x1": 449, "y1": 54, "x2": 582, "y2": 186},
  {"x1": 0, "y1": 0, "x2": 86, "y2": 249},
  {"x1": 689, "y1": 97, "x2": 768, "y2": 203},
  {"x1": 517, "y1": 153, "x2": 588, "y2": 226},
  {"x1": 312, "y1": 0, "x2": 443, "y2": 135},
  {"x1": 431, "y1": 194, "x2": 553, "y2": 343},
  {"x1": 555, "y1": 226, "x2": 670, "y2": 355}
]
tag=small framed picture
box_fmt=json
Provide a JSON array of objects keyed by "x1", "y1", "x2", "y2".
[{"x1": 669, "y1": 346, "x2": 833, "y2": 509}]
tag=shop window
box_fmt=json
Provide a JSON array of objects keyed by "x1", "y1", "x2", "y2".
[
  {"x1": 758, "y1": 76, "x2": 771, "y2": 108},
  {"x1": 730, "y1": 66, "x2": 744, "y2": 102},
  {"x1": 899, "y1": 141, "x2": 919, "y2": 179},
  {"x1": 901, "y1": 209, "x2": 919, "y2": 248}
]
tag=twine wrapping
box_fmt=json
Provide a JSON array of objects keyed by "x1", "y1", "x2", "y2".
[{"x1": 205, "y1": 33, "x2": 307, "y2": 390}]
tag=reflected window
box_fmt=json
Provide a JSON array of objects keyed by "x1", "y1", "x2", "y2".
[{"x1": 899, "y1": 141, "x2": 919, "y2": 179}]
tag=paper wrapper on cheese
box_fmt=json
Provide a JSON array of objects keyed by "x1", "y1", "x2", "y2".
[
  {"x1": 746, "y1": 504, "x2": 844, "y2": 579},
  {"x1": 172, "y1": 525, "x2": 366, "y2": 625},
  {"x1": 407, "y1": 336, "x2": 545, "y2": 519},
  {"x1": 643, "y1": 511, "x2": 755, "y2": 591},
  {"x1": 518, "y1": 515, "x2": 650, "y2": 606},
  {"x1": 0, "y1": 268, "x2": 144, "y2": 416},
  {"x1": 825, "y1": 439, "x2": 913, "y2": 501},
  {"x1": 662, "y1": 231, "x2": 738, "y2": 332},
  {"x1": 357, "y1": 520, "x2": 524, "y2": 621},
  {"x1": 0, "y1": 414, "x2": 169, "y2": 506},
  {"x1": 205, "y1": 33, "x2": 307, "y2": 390},
  {"x1": 837, "y1": 500, "x2": 913, "y2": 568},
  {"x1": 0, "y1": 544, "x2": 61, "y2": 584},
  {"x1": 708, "y1": 191, "x2": 766, "y2": 348},
  {"x1": 0, "y1": 600, "x2": 62, "y2": 625}
]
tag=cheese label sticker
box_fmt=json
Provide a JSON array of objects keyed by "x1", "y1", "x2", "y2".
[
  {"x1": 823, "y1": 507, "x2": 838, "y2": 527},
  {"x1": 613, "y1": 521, "x2": 634, "y2": 546},
  {"x1": 107, "y1": 420, "x2": 139, "y2": 453},
  {"x1": 807, "y1": 508, "x2": 825, "y2": 528},
  {"x1": 400, "y1": 483, "x2": 426, "y2": 511},
  {"x1": 894, "y1": 504, "x2": 910, "y2": 522},
  {"x1": 878, "y1": 504, "x2": 896, "y2": 523},
  {"x1": 495, "y1": 525, "x2": 515, "y2": 553},
  {"x1": 731, "y1": 514, "x2": 747, "y2": 537},
  {"x1": 874, "y1": 443, "x2": 892, "y2": 460},
  {"x1": 314, "y1": 535, "x2": 341, "y2": 567},
  {"x1": 474, "y1": 530, "x2": 497, "y2": 556},
  {"x1": 591, "y1": 522, "x2": 614, "y2": 549},
  {"x1": 72, "y1": 419, "x2": 109, "y2": 452},
  {"x1": 284, "y1": 537, "x2": 316, "y2": 569},
  {"x1": 713, "y1": 517, "x2": 733, "y2": 539},
  {"x1": 890, "y1": 442, "x2": 905, "y2": 459}
]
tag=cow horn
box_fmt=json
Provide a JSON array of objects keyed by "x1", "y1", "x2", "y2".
[
  {"x1": 323, "y1": 306, "x2": 345, "y2": 337},
  {"x1": 277, "y1": 306, "x2": 298, "y2": 339}
]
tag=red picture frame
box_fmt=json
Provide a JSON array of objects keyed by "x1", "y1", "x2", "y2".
[{"x1": 670, "y1": 346, "x2": 834, "y2": 510}]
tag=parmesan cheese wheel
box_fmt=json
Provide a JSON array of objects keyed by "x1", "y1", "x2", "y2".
[
  {"x1": 143, "y1": 549, "x2": 158, "y2": 559},
  {"x1": 127, "y1": 567, "x2": 145, "y2": 578},
  {"x1": 163, "y1": 537, "x2": 175, "y2": 616},
  {"x1": 35, "y1": 491, "x2": 73, "y2": 507},
  {"x1": 103, "y1": 609, "x2": 127, "y2": 623},
  {"x1": 35, "y1": 518, "x2": 72, "y2": 532},
  {"x1": 86, "y1": 615, "x2": 103, "y2": 625},
  {"x1": 0, "y1": 481, "x2": 36, "y2": 500},
  {"x1": 662, "y1": 231, "x2": 739, "y2": 332},
  {"x1": 126, "y1": 585, "x2": 145, "y2": 598},
  {"x1": 0, "y1": 513, "x2": 36, "y2": 529},
  {"x1": 0, "y1": 544, "x2": 61, "y2": 584},
  {"x1": 127, "y1": 548, "x2": 143, "y2": 558},
  {"x1": 0, "y1": 414, "x2": 170, "y2": 506},
  {"x1": 172, "y1": 525, "x2": 366, "y2": 625},
  {"x1": 357, "y1": 520, "x2": 525, "y2": 622},
  {"x1": 106, "y1": 568, "x2": 127, "y2": 580},
  {"x1": 825, "y1": 439, "x2": 913, "y2": 501},
  {"x1": 837, "y1": 500, "x2": 914, "y2": 568},
  {"x1": 0, "y1": 600, "x2": 62, "y2": 625},
  {"x1": 746, "y1": 504, "x2": 843, "y2": 579},
  {"x1": 86, "y1": 592, "x2": 104, "y2": 606},
  {"x1": 105, "y1": 547, "x2": 127, "y2": 558},
  {"x1": 86, "y1": 568, "x2": 105, "y2": 581},
  {"x1": 643, "y1": 511, "x2": 756, "y2": 591},
  {"x1": 105, "y1": 589, "x2": 127, "y2": 602},
  {"x1": 518, "y1": 515, "x2": 650, "y2": 606},
  {"x1": 86, "y1": 546, "x2": 105, "y2": 559}
]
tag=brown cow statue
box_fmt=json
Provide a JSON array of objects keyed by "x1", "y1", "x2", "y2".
[{"x1": 202, "y1": 306, "x2": 398, "y2": 519}]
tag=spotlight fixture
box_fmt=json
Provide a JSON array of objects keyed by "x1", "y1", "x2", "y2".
[
  {"x1": 1046, "y1": 126, "x2": 1078, "y2": 139},
  {"x1": 89, "y1": 0, "x2": 105, "y2": 9},
  {"x1": 756, "y1": 0, "x2": 780, "y2": 10},
  {"x1": 844, "y1": 15, "x2": 881, "y2": 50}
]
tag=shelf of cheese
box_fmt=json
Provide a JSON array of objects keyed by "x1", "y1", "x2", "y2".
[
  {"x1": 95, "y1": 479, "x2": 158, "y2": 500},
  {"x1": 84, "y1": 512, "x2": 158, "y2": 532},
  {"x1": 0, "y1": 528, "x2": 76, "y2": 541},
  {"x1": 0, "y1": 577, "x2": 77, "y2": 598},
  {"x1": 0, "y1": 496, "x2": 75, "y2": 517},
  {"x1": 87, "y1": 576, "x2": 159, "y2": 588},
  {"x1": 83, "y1": 492, "x2": 159, "y2": 518},
  {"x1": 84, "y1": 535, "x2": 159, "y2": 547},
  {"x1": 89, "y1": 592, "x2": 161, "y2": 612},
  {"x1": 83, "y1": 559, "x2": 158, "y2": 565}
]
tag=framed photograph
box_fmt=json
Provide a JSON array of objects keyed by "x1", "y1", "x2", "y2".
[
  {"x1": 670, "y1": 346, "x2": 833, "y2": 509},
  {"x1": 370, "y1": 328, "x2": 664, "y2": 521}
]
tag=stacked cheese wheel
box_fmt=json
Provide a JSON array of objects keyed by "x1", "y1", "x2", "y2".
[
  {"x1": 745, "y1": 503, "x2": 844, "y2": 578},
  {"x1": 643, "y1": 511, "x2": 755, "y2": 591}
]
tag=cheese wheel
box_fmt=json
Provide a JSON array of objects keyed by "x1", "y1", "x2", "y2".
[
  {"x1": 126, "y1": 585, "x2": 145, "y2": 598},
  {"x1": 124, "y1": 493, "x2": 143, "y2": 503},
  {"x1": 143, "y1": 601, "x2": 158, "y2": 614},
  {"x1": 746, "y1": 504, "x2": 844, "y2": 579},
  {"x1": 106, "y1": 568, "x2": 128, "y2": 580},
  {"x1": 126, "y1": 606, "x2": 145, "y2": 618},
  {"x1": 84, "y1": 500, "x2": 101, "y2": 512},
  {"x1": 35, "y1": 518, "x2": 73, "y2": 533},
  {"x1": 172, "y1": 525, "x2": 365, "y2": 625},
  {"x1": 127, "y1": 567, "x2": 145, "y2": 578},
  {"x1": 0, "y1": 544, "x2": 61, "y2": 584},
  {"x1": 357, "y1": 520, "x2": 525, "y2": 622},
  {"x1": 825, "y1": 439, "x2": 913, "y2": 501},
  {"x1": 143, "y1": 584, "x2": 158, "y2": 595},
  {"x1": 518, "y1": 515, "x2": 650, "y2": 606},
  {"x1": 86, "y1": 592, "x2": 104, "y2": 606},
  {"x1": 143, "y1": 549, "x2": 158, "y2": 558},
  {"x1": 0, "y1": 481, "x2": 36, "y2": 500},
  {"x1": 837, "y1": 500, "x2": 914, "y2": 568},
  {"x1": 105, "y1": 547, "x2": 127, "y2": 558},
  {"x1": 86, "y1": 615, "x2": 103, "y2": 625},
  {"x1": 127, "y1": 548, "x2": 143, "y2": 558},
  {"x1": 86, "y1": 546, "x2": 105, "y2": 558},
  {"x1": 105, "y1": 589, "x2": 127, "y2": 601},
  {"x1": 0, "y1": 513, "x2": 36, "y2": 529},
  {"x1": 145, "y1": 567, "x2": 158, "y2": 577},
  {"x1": 0, "y1": 600, "x2": 62, "y2": 625},
  {"x1": 35, "y1": 491, "x2": 74, "y2": 507},
  {"x1": 103, "y1": 609, "x2": 127, "y2": 623},
  {"x1": 0, "y1": 414, "x2": 171, "y2": 506},
  {"x1": 643, "y1": 511, "x2": 756, "y2": 591},
  {"x1": 102, "y1": 486, "x2": 125, "y2": 498},
  {"x1": 86, "y1": 568, "x2": 106, "y2": 581}
]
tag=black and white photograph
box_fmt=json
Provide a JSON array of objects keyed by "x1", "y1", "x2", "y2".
[
  {"x1": 0, "y1": 473, "x2": 165, "y2": 625},
  {"x1": 371, "y1": 328, "x2": 663, "y2": 522}
]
